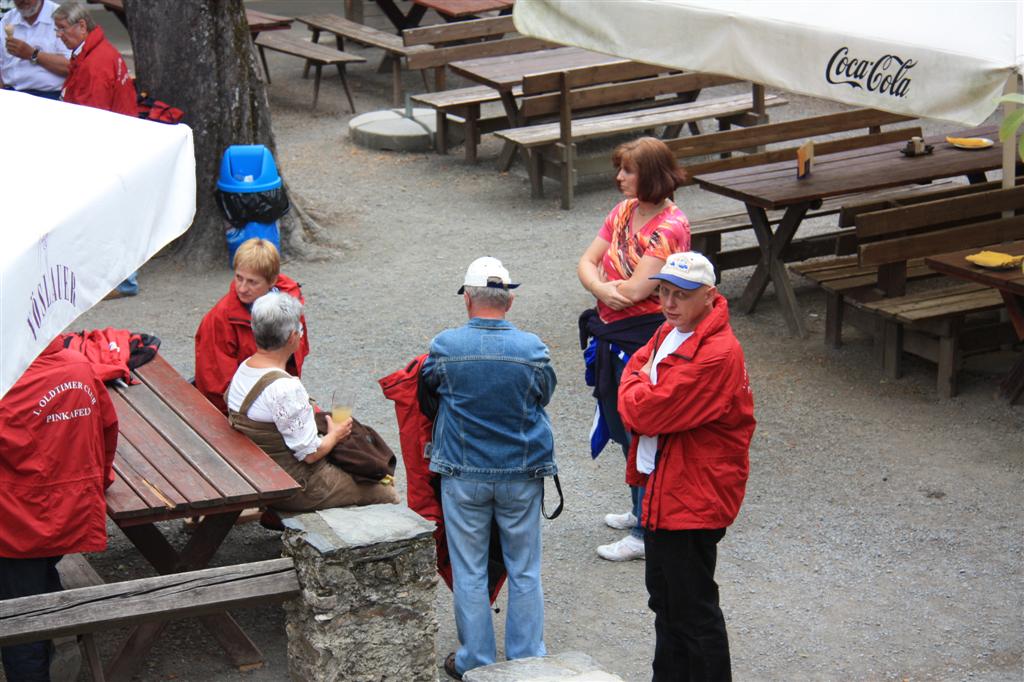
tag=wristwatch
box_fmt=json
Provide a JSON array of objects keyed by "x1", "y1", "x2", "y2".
[{"x1": 30, "y1": 48, "x2": 39, "y2": 65}]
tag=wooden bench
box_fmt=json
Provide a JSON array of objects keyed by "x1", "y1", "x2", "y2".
[
  {"x1": 255, "y1": 32, "x2": 365, "y2": 111},
  {"x1": 297, "y1": 14, "x2": 432, "y2": 106},
  {"x1": 676, "y1": 109, "x2": 923, "y2": 271},
  {"x1": 0, "y1": 558, "x2": 298, "y2": 682},
  {"x1": 403, "y1": 15, "x2": 553, "y2": 161},
  {"x1": 813, "y1": 185, "x2": 1024, "y2": 397},
  {"x1": 495, "y1": 63, "x2": 782, "y2": 208}
]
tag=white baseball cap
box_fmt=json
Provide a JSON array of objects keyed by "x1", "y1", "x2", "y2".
[
  {"x1": 457, "y1": 256, "x2": 520, "y2": 294},
  {"x1": 649, "y1": 251, "x2": 716, "y2": 290}
]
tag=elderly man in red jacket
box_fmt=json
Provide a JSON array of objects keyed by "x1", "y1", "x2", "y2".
[
  {"x1": 618, "y1": 251, "x2": 755, "y2": 682},
  {"x1": 0, "y1": 337, "x2": 119, "y2": 681},
  {"x1": 52, "y1": 1, "x2": 134, "y2": 115}
]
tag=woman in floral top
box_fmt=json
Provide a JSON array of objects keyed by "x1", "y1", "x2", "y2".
[{"x1": 577, "y1": 137, "x2": 691, "y2": 562}]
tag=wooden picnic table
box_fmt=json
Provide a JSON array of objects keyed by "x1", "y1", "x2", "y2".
[
  {"x1": 693, "y1": 127, "x2": 1005, "y2": 337},
  {"x1": 925, "y1": 241, "x2": 1024, "y2": 404},
  {"x1": 95, "y1": 1, "x2": 294, "y2": 37},
  {"x1": 102, "y1": 354, "x2": 299, "y2": 681}
]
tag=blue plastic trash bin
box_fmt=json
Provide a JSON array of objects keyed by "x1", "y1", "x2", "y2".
[{"x1": 216, "y1": 145, "x2": 290, "y2": 265}]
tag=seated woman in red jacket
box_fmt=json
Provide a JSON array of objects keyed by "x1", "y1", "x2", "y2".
[{"x1": 194, "y1": 238, "x2": 310, "y2": 414}]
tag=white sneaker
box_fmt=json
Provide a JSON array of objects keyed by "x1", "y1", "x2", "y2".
[
  {"x1": 603, "y1": 511, "x2": 638, "y2": 530},
  {"x1": 596, "y1": 534, "x2": 645, "y2": 561}
]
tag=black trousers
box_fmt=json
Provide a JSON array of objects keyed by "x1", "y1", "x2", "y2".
[
  {"x1": 644, "y1": 528, "x2": 731, "y2": 682},
  {"x1": 0, "y1": 556, "x2": 63, "y2": 682}
]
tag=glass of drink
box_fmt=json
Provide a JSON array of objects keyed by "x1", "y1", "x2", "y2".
[{"x1": 330, "y1": 390, "x2": 353, "y2": 424}]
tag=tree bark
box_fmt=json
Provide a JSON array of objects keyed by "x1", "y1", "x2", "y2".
[{"x1": 122, "y1": 0, "x2": 319, "y2": 266}]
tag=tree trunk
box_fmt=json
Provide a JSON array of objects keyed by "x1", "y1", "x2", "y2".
[{"x1": 122, "y1": 0, "x2": 318, "y2": 266}]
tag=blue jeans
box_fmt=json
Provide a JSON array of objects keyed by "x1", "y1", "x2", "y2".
[
  {"x1": 0, "y1": 556, "x2": 63, "y2": 681},
  {"x1": 442, "y1": 477, "x2": 547, "y2": 675},
  {"x1": 116, "y1": 271, "x2": 139, "y2": 295},
  {"x1": 600, "y1": 353, "x2": 644, "y2": 539}
]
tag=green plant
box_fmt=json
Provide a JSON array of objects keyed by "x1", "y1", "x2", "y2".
[{"x1": 998, "y1": 93, "x2": 1024, "y2": 163}]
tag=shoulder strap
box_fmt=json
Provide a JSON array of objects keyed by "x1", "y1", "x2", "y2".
[
  {"x1": 238, "y1": 369, "x2": 292, "y2": 414},
  {"x1": 542, "y1": 474, "x2": 564, "y2": 520}
]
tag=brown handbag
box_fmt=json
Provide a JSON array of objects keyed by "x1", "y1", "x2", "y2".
[{"x1": 314, "y1": 413, "x2": 397, "y2": 485}]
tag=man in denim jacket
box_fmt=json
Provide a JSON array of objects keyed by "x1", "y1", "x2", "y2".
[{"x1": 422, "y1": 256, "x2": 557, "y2": 680}]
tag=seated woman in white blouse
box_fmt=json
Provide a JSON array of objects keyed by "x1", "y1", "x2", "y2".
[{"x1": 226, "y1": 291, "x2": 398, "y2": 512}]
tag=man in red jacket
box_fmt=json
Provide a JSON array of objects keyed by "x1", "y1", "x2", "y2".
[
  {"x1": 52, "y1": 1, "x2": 134, "y2": 116},
  {"x1": 618, "y1": 251, "x2": 755, "y2": 682},
  {"x1": 0, "y1": 337, "x2": 119, "y2": 681},
  {"x1": 195, "y1": 238, "x2": 310, "y2": 414}
]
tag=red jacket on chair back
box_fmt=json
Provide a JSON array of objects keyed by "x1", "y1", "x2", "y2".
[
  {"x1": 0, "y1": 338, "x2": 119, "y2": 558},
  {"x1": 619, "y1": 294, "x2": 755, "y2": 531}
]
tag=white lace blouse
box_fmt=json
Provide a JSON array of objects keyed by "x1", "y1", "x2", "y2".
[{"x1": 226, "y1": 361, "x2": 320, "y2": 461}]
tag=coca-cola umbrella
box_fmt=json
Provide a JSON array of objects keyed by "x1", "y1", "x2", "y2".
[
  {"x1": 512, "y1": 0, "x2": 1023, "y2": 184},
  {"x1": 0, "y1": 90, "x2": 196, "y2": 399}
]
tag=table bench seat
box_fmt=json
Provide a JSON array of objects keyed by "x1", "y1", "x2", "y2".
[
  {"x1": 0, "y1": 559, "x2": 298, "y2": 649},
  {"x1": 255, "y1": 32, "x2": 365, "y2": 111},
  {"x1": 411, "y1": 84, "x2": 520, "y2": 161}
]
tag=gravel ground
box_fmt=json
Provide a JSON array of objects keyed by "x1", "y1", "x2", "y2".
[{"x1": 14, "y1": 4, "x2": 1022, "y2": 681}]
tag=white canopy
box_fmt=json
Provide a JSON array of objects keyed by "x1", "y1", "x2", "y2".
[
  {"x1": 0, "y1": 90, "x2": 196, "y2": 399},
  {"x1": 514, "y1": 0, "x2": 1023, "y2": 127}
]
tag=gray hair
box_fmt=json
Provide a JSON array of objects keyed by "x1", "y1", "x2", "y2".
[
  {"x1": 53, "y1": 2, "x2": 96, "y2": 30},
  {"x1": 464, "y1": 285, "x2": 511, "y2": 309},
  {"x1": 251, "y1": 292, "x2": 303, "y2": 351}
]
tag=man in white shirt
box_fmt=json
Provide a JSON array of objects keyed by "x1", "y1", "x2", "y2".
[{"x1": 0, "y1": 0, "x2": 70, "y2": 99}]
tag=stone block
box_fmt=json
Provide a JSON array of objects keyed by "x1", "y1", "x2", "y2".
[
  {"x1": 282, "y1": 504, "x2": 439, "y2": 682},
  {"x1": 462, "y1": 651, "x2": 624, "y2": 681}
]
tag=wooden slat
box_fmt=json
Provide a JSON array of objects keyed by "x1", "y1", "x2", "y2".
[
  {"x1": 523, "y1": 61, "x2": 670, "y2": 94},
  {"x1": 838, "y1": 179, "x2": 1015, "y2": 226},
  {"x1": 109, "y1": 391, "x2": 222, "y2": 508},
  {"x1": 56, "y1": 555, "x2": 104, "y2": 590},
  {"x1": 116, "y1": 382, "x2": 257, "y2": 503},
  {"x1": 856, "y1": 186, "x2": 1024, "y2": 239},
  {"x1": 103, "y1": 474, "x2": 151, "y2": 521},
  {"x1": 297, "y1": 14, "x2": 410, "y2": 52},
  {"x1": 402, "y1": 14, "x2": 515, "y2": 46},
  {"x1": 667, "y1": 108, "x2": 914, "y2": 158},
  {"x1": 135, "y1": 357, "x2": 298, "y2": 499},
  {"x1": 0, "y1": 559, "x2": 298, "y2": 646},
  {"x1": 863, "y1": 284, "x2": 1004, "y2": 322},
  {"x1": 411, "y1": 84, "x2": 510, "y2": 108},
  {"x1": 406, "y1": 35, "x2": 552, "y2": 70},
  {"x1": 681, "y1": 128, "x2": 920, "y2": 181},
  {"x1": 521, "y1": 71, "x2": 738, "y2": 119},
  {"x1": 113, "y1": 441, "x2": 186, "y2": 512},
  {"x1": 859, "y1": 215, "x2": 1024, "y2": 267},
  {"x1": 254, "y1": 32, "x2": 365, "y2": 64},
  {"x1": 499, "y1": 93, "x2": 783, "y2": 147}
]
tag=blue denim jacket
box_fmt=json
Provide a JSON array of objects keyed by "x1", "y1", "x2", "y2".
[{"x1": 422, "y1": 317, "x2": 557, "y2": 481}]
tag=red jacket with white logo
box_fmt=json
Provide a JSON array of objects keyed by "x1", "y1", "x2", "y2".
[
  {"x1": 0, "y1": 338, "x2": 119, "y2": 558},
  {"x1": 619, "y1": 294, "x2": 754, "y2": 531},
  {"x1": 194, "y1": 275, "x2": 310, "y2": 414},
  {"x1": 62, "y1": 26, "x2": 136, "y2": 117}
]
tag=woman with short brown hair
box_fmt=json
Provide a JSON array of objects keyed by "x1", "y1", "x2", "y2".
[{"x1": 577, "y1": 136, "x2": 691, "y2": 562}]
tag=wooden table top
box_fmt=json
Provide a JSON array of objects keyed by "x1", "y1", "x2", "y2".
[
  {"x1": 925, "y1": 240, "x2": 1024, "y2": 298},
  {"x1": 414, "y1": 0, "x2": 514, "y2": 17},
  {"x1": 694, "y1": 127, "x2": 1004, "y2": 210},
  {"x1": 105, "y1": 355, "x2": 298, "y2": 527},
  {"x1": 450, "y1": 46, "x2": 627, "y2": 92}
]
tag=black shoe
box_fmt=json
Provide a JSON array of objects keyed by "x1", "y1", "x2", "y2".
[{"x1": 444, "y1": 652, "x2": 462, "y2": 681}]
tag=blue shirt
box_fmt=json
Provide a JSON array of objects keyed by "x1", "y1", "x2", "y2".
[{"x1": 422, "y1": 317, "x2": 557, "y2": 481}]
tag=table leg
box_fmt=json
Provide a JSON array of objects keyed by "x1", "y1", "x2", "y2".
[
  {"x1": 999, "y1": 292, "x2": 1024, "y2": 404},
  {"x1": 738, "y1": 203, "x2": 810, "y2": 337},
  {"x1": 107, "y1": 512, "x2": 258, "y2": 678},
  {"x1": 497, "y1": 90, "x2": 522, "y2": 171}
]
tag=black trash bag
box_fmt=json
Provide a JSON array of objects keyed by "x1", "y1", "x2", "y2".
[{"x1": 216, "y1": 187, "x2": 290, "y2": 228}]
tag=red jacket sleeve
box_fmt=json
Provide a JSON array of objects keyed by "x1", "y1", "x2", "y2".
[
  {"x1": 194, "y1": 310, "x2": 240, "y2": 414},
  {"x1": 95, "y1": 380, "x2": 119, "y2": 488}
]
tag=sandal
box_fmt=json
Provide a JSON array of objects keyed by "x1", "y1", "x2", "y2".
[{"x1": 444, "y1": 652, "x2": 462, "y2": 681}]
